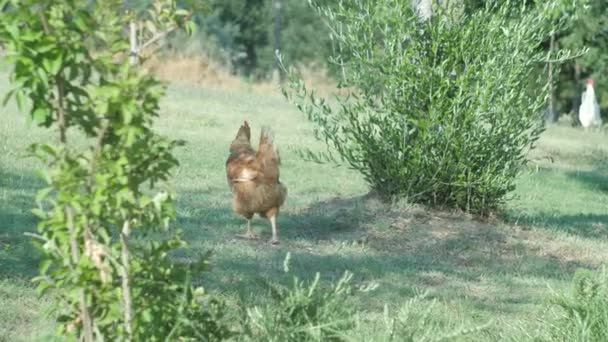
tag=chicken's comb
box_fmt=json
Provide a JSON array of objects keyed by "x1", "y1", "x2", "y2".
[{"x1": 588, "y1": 79, "x2": 594, "y2": 86}]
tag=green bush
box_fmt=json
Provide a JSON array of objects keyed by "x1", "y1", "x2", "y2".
[
  {"x1": 547, "y1": 268, "x2": 608, "y2": 341},
  {"x1": 241, "y1": 254, "x2": 359, "y2": 341},
  {"x1": 386, "y1": 299, "x2": 488, "y2": 341},
  {"x1": 237, "y1": 254, "x2": 490, "y2": 341},
  {"x1": 358, "y1": 294, "x2": 490, "y2": 342},
  {"x1": 283, "y1": 0, "x2": 573, "y2": 214}
]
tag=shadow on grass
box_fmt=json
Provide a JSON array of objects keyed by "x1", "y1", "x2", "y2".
[
  {"x1": 0, "y1": 169, "x2": 44, "y2": 279},
  {"x1": 567, "y1": 168, "x2": 608, "y2": 194},
  {"x1": 175, "y1": 189, "x2": 378, "y2": 243},
  {"x1": 2, "y1": 171, "x2": 598, "y2": 318},
  {"x1": 177, "y1": 190, "x2": 598, "y2": 315},
  {"x1": 510, "y1": 212, "x2": 608, "y2": 238},
  {"x1": 505, "y1": 165, "x2": 608, "y2": 239}
]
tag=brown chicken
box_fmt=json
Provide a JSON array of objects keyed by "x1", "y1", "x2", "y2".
[{"x1": 226, "y1": 121, "x2": 287, "y2": 244}]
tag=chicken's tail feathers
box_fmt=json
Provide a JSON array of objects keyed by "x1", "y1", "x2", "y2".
[
  {"x1": 260, "y1": 126, "x2": 274, "y2": 144},
  {"x1": 258, "y1": 126, "x2": 281, "y2": 163}
]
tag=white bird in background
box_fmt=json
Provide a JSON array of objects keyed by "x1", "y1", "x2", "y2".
[{"x1": 579, "y1": 78, "x2": 602, "y2": 128}]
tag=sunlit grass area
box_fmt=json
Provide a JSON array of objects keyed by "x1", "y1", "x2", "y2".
[{"x1": 1, "y1": 75, "x2": 607, "y2": 340}]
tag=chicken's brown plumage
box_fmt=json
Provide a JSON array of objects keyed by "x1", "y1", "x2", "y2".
[{"x1": 226, "y1": 121, "x2": 287, "y2": 244}]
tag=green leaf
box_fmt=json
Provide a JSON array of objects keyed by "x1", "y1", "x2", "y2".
[
  {"x1": 36, "y1": 187, "x2": 53, "y2": 204},
  {"x1": 174, "y1": 9, "x2": 190, "y2": 17},
  {"x1": 36, "y1": 169, "x2": 52, "y2": 185},
  {"x1": 14, "y1": 90, "x2": 25, "y2": 111},
  {"x1": 142, "y1": 309, "x2": 153, "y2": 323},
  {"x1": 185, "y1": 21, "x2": 197, "y2": 36},
  {"x1": 35, "y1": 67, "x2": 49, "y2": 88},
  {"x1": 31, "y1": 208, "x2": 47, "y2": 219},
  {"x1": 42, "y1": 55, "x2": 63, "y2": 75},
  {"x1": 32, "y1": 106, "x2": 51, "y2": 125},
  {"x1": 40, "y1": 259, "x2": 53, "y2": 274},
  {"x1": 36, "y1": 43, "x2": 55, "y2": 54},
  {"x1": 153, "y1": 191, "x2": 169, "y2": 212},
  {"x1": 2, "y1": 88, "x2": 16, "y2": 107},
  {"x1": 36, "y1": 281, "x2": 54, "y2": 295}
]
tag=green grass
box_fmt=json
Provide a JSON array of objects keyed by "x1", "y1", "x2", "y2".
[
  {"x1": 508, "y1": 126, "x2": 608, "y2": 238},
  {"x1": 1, "y1": 74, "x2": 607, "y2": 340}
]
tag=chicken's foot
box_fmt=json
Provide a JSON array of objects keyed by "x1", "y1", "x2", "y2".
[
  {"x1": 246, "y1": 219, "x2": 257, "y2": 239},
  {"x1": 236, "y1": 219, "x2": 258, "y2": 240}
]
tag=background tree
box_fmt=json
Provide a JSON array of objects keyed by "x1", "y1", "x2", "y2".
[
  {"x1": 555, "y1": 0, "x2": 608, "y2": 122},
  {"x1": 462, "y1": 0, "x2": 604, "y2": 123},
  {"x1": 184, "y1": 0, "x2": 606, "y2": 100},
  {"x1": 192, "y1": 0, "x2": 334, "y2": 78},
  {"x1": 207, "y1": 0, "x2": 269, "y2": 77}
]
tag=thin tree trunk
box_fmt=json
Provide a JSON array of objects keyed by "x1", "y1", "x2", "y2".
[
  {"x1": 56, "y1": 74, "x2": 67, "y2": 143},
  {"x1": 547, "y1": 32, "x2": 557, "y2": 123},
  {"x1": 41, "y1": 10, "x2": 93, "y2": 337},
  {"x1": 129, "y1": 21, "x2": 138, "y2": 66},
  {"x1": 120, "y1": 219, "x2": 133, "y2": 339},
  {"x1": 573, "y1": 62, "x2": 582, "y2": 124},
  {"x1": 66, "y1": 207, "x2": 94, "y2": 342}
]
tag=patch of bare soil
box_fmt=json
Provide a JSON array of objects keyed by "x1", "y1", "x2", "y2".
[{"x1": 295, "y1": 193, "x2": 606, "y2": 274}]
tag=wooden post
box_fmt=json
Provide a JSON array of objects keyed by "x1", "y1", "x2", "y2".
[
  {"x1": 129, "y1": 21, "x2": 138, "y2": 66},
  {"x1": 272, "y1": 0, "x2": 282, "y2": 83}
]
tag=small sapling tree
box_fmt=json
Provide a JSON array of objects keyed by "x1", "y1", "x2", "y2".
[{"x1": 0, "y1": 0, "x2": 230, "y2": 340}]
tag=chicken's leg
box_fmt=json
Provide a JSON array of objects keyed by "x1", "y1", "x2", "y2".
[
  {"x1": 245, "y1": 219, "x2": 257, "y2": 239},
  {"x1": 269, "y1": 215, "x2": 279, "y2": 245}
]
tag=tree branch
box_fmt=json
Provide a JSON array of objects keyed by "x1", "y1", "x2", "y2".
[{"x1": 140, "y1": 24, "x2": 177, "y2": 52}]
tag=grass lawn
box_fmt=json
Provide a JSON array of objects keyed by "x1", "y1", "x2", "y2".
[{"x1": 1, "y1": 74, "x2": 607, "y2": 340}]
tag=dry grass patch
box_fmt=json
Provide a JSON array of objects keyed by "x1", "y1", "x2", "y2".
[{"x1": 144, "y1": 54, "x2": 349, "y2": 98}]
